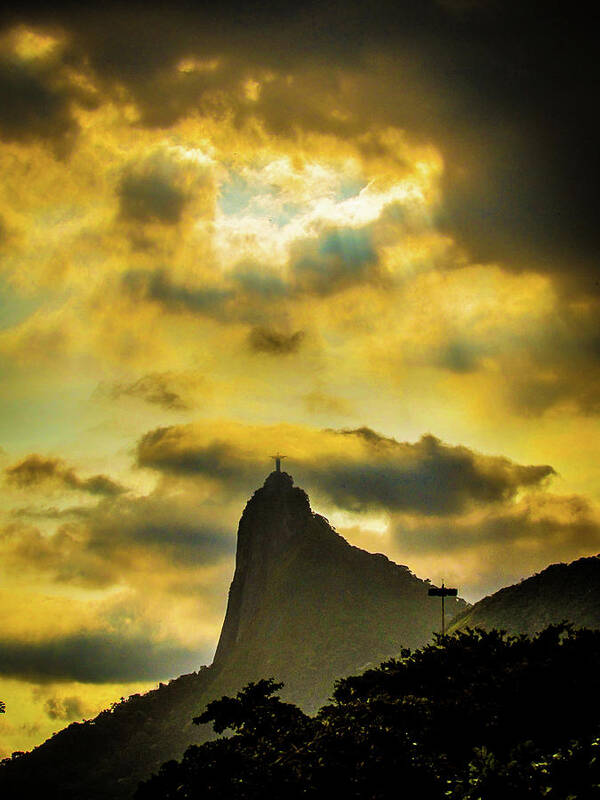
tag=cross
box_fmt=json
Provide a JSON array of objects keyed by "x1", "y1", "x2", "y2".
[{"x1": 271, "y1": 453, "x2": 286, "y2": 472}]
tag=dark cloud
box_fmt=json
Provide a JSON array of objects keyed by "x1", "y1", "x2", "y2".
[
  {"x1": 5, "y1": 2, "x2": 594, "y2": 295},
  {"x1": 121, "y1": 269, "x2": 232, "y2": 317},
  {"x1": 422, "y1": 3, "x2": 599, "y2": 296},
  {"x1": 230, "y1": 266, "x2": 288, "y2": 300},
  {"x1": 118, "y1": 172, "x2": 186, "y2": 225},
  {"x1": 137, "y1": 429, "x2": 255, "y2": 487},
  {"x1": 84, "y1": 493, "x2": 234, "y2": 570},
  {"x1": 503, "y1": 304, "x2": 600, "y2": 416},
  {"x1": 508, "y1": 368, "x2": 600, "y2": 419},
  {"x1": 390, "y1": 493, "x2": 600, "y2": 598},
  {"x1": 436, "y1": 340, "x2": 482, "y2": 374},
  {"x1": 0, "y1": 27, "x2": 100, "y2": 155},
  {"x1": 10, "y1": 505, "x2": 88, "y2": 520},
  {"x1": 3, "y1": 1, "x2": 596, "y2": 250},
  {"x1": 5, "y1": 455, "x2": 127, "y2": 496},
  {"x1": 394, "y1": 494, "x2": 599, "y2": 555},
  {"x1": 306, "y1": 430, "x2": 555, "y2": 514},
  {"x1": 0, "y1": 631, "x2": 203, "y2": 683},
  {"x1": 438, "y1": 303, "x2": 600, "y2": 416},
  {"x1": 136, "y1": 423, "x2": 555, "y2": 516},
  {"x1": 233, "y1": 66, "x2": 355, "y2": 141},
  {"x1": 0, "y1": 55, "x2": 77, "y2": 153},
  {"x1": 303, "y1": 391, "x2": 351, "y2": 416},
  {"x1": 337, "y1": 426, "x2": 398, "y2": 448},
  {"x1": 0, "y1": 521, "x2": 119, "y2": 587},
  {"x1": 422, "y1": 299, "x2": 600, "y2": 416},
  {"x1": 0, "y1": 491, "x2": 235, "y2": 589},
  {"x1": 248, "y1": 326, "x2": 304, "y2": 355},
  {"x1": 109, "y1": 372, "x2": 190, "y2": 410}
]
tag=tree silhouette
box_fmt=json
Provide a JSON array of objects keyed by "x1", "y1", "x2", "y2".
[{"x1": 136, "y1": 625, "x2": 600, "y2": 800}]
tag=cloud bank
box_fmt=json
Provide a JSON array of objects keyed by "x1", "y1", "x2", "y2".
[
  {"x1": 5, "y1": 456, "x2": 127, "y2": 497},
  {"x1": 137, "y1": 422, "x2": 555, "y2": 515},
  {"x1": 0, "y1": 631, "x2": 203, "y2": 683}
]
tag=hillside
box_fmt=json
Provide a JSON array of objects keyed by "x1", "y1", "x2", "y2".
[
  {"x1": 0, "y1": 469, "x2": 465, "y2": 799},
  {"x1": 451, "y1": 555, "x2": 600, "y2": 635}
]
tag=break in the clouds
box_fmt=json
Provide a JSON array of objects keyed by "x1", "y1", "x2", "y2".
[
  {"x1": 3, "y1": 2, "x2": 593, "y2": 293},
  {"x1": 136, "y1": 422, "x2": 555, "y2": 515},
  {"x1": 290, "y1": 226, "x2": 380, "y2": 296},
  {"x1": 5, "y1": 455, "x2": 126, "y2": 497},
  {"x1": 119, "y1": 223, "x2": 384, "y2": 326},
  {"x1": 0, "y1": 630, "x2": 202, "y2": 683}
]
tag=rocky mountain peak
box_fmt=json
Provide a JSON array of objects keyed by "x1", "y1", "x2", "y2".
[
  {"x1": 243, "y1": 469, "x2": 311, "y2": 519},
  {"x1": 262, "y1": 468, "x2": 295, "y2": 491},
  {"x1": 212, "y1": 470, "x2": 313, "y2": 667},
  {"x1": 213, "y1": 470, "x2": 467, "y2": 698}
]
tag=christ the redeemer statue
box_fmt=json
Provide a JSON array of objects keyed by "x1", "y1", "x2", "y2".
[{"x1": 271, "y1": 453, "x2": 286, "y2": 472}]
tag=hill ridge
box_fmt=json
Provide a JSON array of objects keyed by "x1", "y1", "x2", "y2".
[{"x1": 452, "y1": 554, "x2": 600, "y2": 635}]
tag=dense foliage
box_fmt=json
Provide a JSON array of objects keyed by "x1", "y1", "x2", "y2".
[{"x1": 137, "y1": 625, "x2": 600, "y2": 799}]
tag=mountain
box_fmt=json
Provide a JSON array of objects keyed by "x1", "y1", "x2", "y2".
[
  {"x1": 451, "y1": 555, "x2": 600, "y2": 635},
  {"x1": 212, "y1": 469, "x2": 467, "y2": 709},
  {"x1": 0, "y1": 469, "x2": 466, "y2": 799}
]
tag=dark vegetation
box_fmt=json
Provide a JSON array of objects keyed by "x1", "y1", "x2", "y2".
[
  {"x1": 0, "y1": 668, "x2": 219, "y2": 800},
  {"x1": 452, "y1": 555, "x2": 600, "y2": 635},
  {"x1": 137, "y1": 625, "x2": 600, "y2": 800}
]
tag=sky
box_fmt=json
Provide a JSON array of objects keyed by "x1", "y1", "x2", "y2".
[{"x1": 0, "y1": 0, "x2": 598, "y2": 757}]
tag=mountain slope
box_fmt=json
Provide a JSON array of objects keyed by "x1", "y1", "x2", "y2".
[
  {"x1": 451, "y1": 555, "x2": 600, "y2": 635},
  {"x1": 0, "y1": 469, "x2": 466, "y2": 799},
  {"x1": 213, "y1": 469, "x2": 466, "y2": 709}
]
